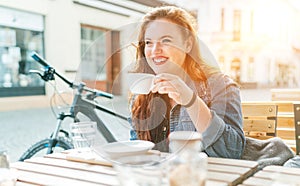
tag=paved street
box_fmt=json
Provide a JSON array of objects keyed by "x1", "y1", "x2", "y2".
[
  {"x1": 0, "y1": 88, "x2": 271, "y2": 162},
  {"x1": 0, "y1": 95, "x2": 131, "y2": 162}
]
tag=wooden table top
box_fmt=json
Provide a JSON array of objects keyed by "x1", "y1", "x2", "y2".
[{"x1": 11, "y1": 149, "x2": 259, "y2": 186}]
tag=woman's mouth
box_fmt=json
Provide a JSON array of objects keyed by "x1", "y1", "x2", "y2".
[{"x1": 152, "y1": 57, "x2": 168, "y2": 65}]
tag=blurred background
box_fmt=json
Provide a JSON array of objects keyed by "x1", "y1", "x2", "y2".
[{"x1": 0, "y1": 0, "x2": 299, "y2": 162}]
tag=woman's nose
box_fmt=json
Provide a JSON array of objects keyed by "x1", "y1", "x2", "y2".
[{"x1": 152, "y1": 42, "x2": 162, "y2": 53}]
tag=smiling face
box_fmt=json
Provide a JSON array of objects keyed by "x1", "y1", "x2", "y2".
[{"x1": 144, "y1": 19, "x2": 190, "y2": 75}]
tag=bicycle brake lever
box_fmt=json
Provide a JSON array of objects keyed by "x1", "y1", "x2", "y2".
[
  {"x1": 28, "y1": 70, "x2": 43, "y2": 77},
  {"x1": 28, "y1": 68, "x2": 55, "y2": 81}
]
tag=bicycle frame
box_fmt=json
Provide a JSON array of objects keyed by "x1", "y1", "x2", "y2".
[
  {"x1": 31, "y1": 52, "x2": 128, "y2": 143},
  {"x1": 71, "y1": 83, "x2": 128, "y2": 143}
]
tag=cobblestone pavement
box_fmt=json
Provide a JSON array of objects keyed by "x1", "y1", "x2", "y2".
[{"x1": 0, "y1": 88, "x2": 271, "y2": 162}]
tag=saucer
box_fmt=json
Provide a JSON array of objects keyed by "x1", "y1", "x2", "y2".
[{"x1": 98, "y1": 140, "x2": 155, "y2": 159}]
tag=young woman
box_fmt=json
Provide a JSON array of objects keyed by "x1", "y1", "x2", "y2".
[{"x1": 128, "y1": 6, "x2": 245, "y2": 159}]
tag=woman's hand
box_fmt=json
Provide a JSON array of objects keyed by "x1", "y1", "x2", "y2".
[{"x1": 151, "y1": 73, "x2": 194, "y2": 105}]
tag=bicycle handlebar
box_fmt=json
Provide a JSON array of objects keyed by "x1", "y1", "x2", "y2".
[
  {"x1": 31, "y1": 52, "x2": 50, "y2": 68},
  {"x1": 30, "y1": 51, "x2": 113, "y2": 99}
]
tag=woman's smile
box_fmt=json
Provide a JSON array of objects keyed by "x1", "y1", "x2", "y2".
[{"x1": 152, "y1": 56, "x2": 168, "y2": 65}]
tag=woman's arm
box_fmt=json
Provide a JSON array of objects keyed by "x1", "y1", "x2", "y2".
[{"x1": 201, "y1": 74, "x2": 245, "y2": 159}]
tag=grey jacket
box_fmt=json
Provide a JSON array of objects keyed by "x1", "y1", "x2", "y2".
[{"x1": 129, "y1": 73, "x2": 245, "y2": 159}]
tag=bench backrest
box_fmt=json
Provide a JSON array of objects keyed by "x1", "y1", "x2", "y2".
[
  {"x1": 242, "y1": 101, "x2": 300, "y2": 154},
  {"x1": 271, "y1": 89, "x2": 300, "y2": 101},
  {"x1": 241, "y1": 103, "x2": 278, "y2": 139}
]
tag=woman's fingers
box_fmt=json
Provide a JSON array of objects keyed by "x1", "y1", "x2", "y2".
[
  {"x1": 151, "y1": 79, "x2": 178, "y2": 92},
  {"x1": 151, "y1": 73, "x2": 193, "y2": 105}
]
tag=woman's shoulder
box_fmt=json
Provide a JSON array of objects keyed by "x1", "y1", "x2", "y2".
[{"x1": 206, "y1": 72, "x2": 237, "y2": 87}]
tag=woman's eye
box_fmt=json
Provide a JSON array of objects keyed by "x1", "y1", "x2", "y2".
[
  {"x1": 162, "y1": 38, "x2": 171, "y2": 43},
  {"x1": 145, "y1": 41, "x2": 152, "y2": 45}
]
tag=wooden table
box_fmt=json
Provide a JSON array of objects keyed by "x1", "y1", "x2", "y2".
[
  {"x1": 239, "y1": 165, "x2": 300, "y2": 186},
  {"x1": 11, "y1": 150, "x2": 258, "y2": 186}
]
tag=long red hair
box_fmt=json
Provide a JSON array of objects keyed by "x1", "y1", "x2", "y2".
[{"x1": 130, "y1": 6, "x2": 217, "y2": 150}]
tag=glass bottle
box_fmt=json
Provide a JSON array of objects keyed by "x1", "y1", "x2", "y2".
[{"x1": 167, "y1": 131, "x2": 207, "y2": 186}]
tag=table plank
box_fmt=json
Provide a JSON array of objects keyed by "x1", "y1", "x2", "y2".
[
  {"x1": 11, "y1": 161, "x2": 119, "y2": 186},
  {"x1": 44, "y1": 152, "x2": 68, "y2": 159},
  {"x1": 15, "y1": 170, "x2": 102, "y2": 186},
  {"x1": 206, "y1": 180, "x2": 228, "y2": 186},
  {"x1": 208, "y1": 157, "x2": 258, "y2": 169},
  {"x1": 207, "y1": 171, "x2": 242, "y2": 186},
  {"x1": 263, "y1": 165, "x2": 300, "y2": 176},
  {"x1": 16, "y1": 182, "x2": 38, "y2": 186},
  {"x1": 241, "y1": 177, "x2": 272, "y2": 186},
  {"x1": 208, "y1": 163, "x2": 252, "y2": 178},
  {"x1": 254, "y1": 171, "x2": 300, "y2": 184},
  {"x1": 240, "y1": 165, "x2": 300, "y2": 186},
  {"x1": 25, "y1": 157, "x2": 116, "y2": 175}
]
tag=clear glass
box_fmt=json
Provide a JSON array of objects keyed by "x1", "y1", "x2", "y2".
[
  {"x1": 69, "y1": 121, "x2": 97, "y2": 149},
  {"x1": 113, "y1": 154, "x2": 164, "y2": 186},
  {"x1": 0, "y1": 149, "x2": 16, "y2": 186},
  {"x1": 168, "y1": 151, "x2": 207, "y2": 186},
  {"x1": 167, "y1": 131, "x2": 207, "y2": 186},
  {"x1": 0, "y1": 150, "x2": 9, "y2": 168}
]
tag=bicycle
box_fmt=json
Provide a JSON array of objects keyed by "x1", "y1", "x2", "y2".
[{"x1": 19, "y1": 51, "x2": 128, "y2": 161}]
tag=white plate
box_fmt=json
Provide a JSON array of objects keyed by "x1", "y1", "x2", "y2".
[{"x1": 99, "y1": 140, "x2": 155, "y2": 159}]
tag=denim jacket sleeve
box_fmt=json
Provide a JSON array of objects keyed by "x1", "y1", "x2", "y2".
[
  {"x1": 201, "y1": 74, "x2": 245, "y2": 159},
  {"x1": 128, "y1": 94, "x2": 138, "y2": 140}
]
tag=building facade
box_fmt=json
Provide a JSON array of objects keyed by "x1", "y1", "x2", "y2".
[
  {"x1": 195, "y1": 0, "x2": 300, "y2": 88},
  {"x1": 0, "y1": 0, "x2": 168, "y2": 109}
]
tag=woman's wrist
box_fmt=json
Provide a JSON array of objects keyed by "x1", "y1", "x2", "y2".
[{"x1": 182, "y1": 92, "x2": 197, "y2": 108}]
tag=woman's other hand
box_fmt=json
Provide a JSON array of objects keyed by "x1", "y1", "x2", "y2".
[{"x1": 151, "y1": 73, "x2": 194, "y2": 106}]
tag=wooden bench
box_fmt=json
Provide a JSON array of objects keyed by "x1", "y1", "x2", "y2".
[
  {"x1": 242, "y1": 101, "x2": 300, "y2": 155},
  {"x1": 270, "y1": 89, "x2": 300, "y2": 155},
  {"x1": 241, "y1": 103, "x2": 277, "y2": 139}
]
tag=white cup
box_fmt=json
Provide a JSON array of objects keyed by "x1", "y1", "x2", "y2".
[
  {"x1": 69, "y1": 121, "x2": 97, "y2": 149},
  {"x1": 127, "y1": 73, "x2": 155, "y2": 94}
]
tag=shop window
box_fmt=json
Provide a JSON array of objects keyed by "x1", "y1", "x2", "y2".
[
  {"x1": 80, "y1": 24, "x2": 121, "y2": 94},
  {"x1": 0, "y1": 7, "x2": 45, "y2": 97},
  {"x1": 80, "y1": 25, "x2": 107, "y2": 91}
]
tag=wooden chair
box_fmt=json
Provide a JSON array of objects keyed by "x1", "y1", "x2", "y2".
[
  {"x1": 294, "y1": 103, "x2": 300, "y2": 155},
  {"x1": 241, "y1": 103, "x2": 278, "y2": 139}
]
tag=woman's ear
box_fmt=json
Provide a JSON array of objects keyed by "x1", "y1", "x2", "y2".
[{"x1": 185, "y1": 36, "x2": 193, "y2": 53}]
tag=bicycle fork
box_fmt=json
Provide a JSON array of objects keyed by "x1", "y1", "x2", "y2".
[{"x1": 46, "y1": 112, "x2": 72, "y2": 154}]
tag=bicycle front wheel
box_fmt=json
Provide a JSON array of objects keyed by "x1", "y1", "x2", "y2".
[{"x1": 19, "y1": 137, "x2": 73, "y2": 161}]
